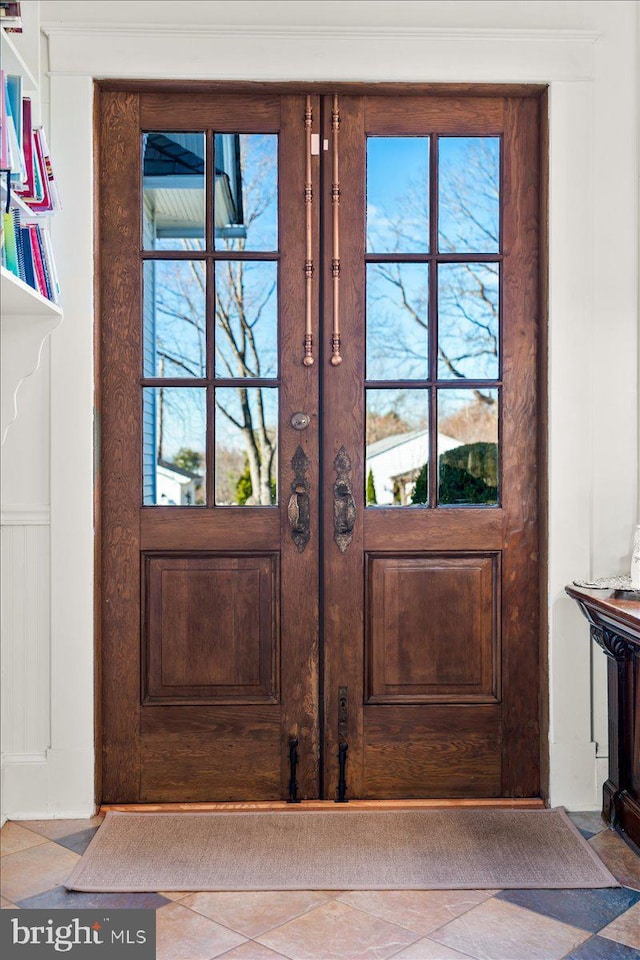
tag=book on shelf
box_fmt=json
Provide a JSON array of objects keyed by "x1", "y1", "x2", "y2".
[
  {"x1": 1, "y1": 62, "x2": 62, "y2": 305},
  {"x1": 0, "y1": 3, "x2": 23, "y2": 32},
  {"x1": 2, "y1": 206, "x2": 60, "y2": 304}
]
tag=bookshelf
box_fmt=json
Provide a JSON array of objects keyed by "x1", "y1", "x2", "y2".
[
  {"x1": 1, "y1": 23, "x2": 38, "y2": 94},
  {"x1": 1, "y1": 264, "x2": 62, "y2": 317},
  {"x1": 1, "y1": 15, "x2": 63, "y2": 445}
]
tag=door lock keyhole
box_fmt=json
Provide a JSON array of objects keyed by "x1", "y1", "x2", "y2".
[{"x1": 291, "y1": 412, "x2": 311, "y2": 430}]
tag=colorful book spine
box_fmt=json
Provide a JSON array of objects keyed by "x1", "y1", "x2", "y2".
[
  {"x1": 19, "y1": 224, "x2": 35, "y2": 288},
  {"x1": 2, "y1": 210, "x2": 18, "y2": 275},
  {"x1": 28, "y1": 223, "x2": 47, "y2": 295},
  {"x1": 17, "y1": 97, "x2": 34, "y2": 197},
  {"x1": 3, "y1": 210, "x2": 19, "y2": 276},
  {"x1": 6, "y1": 74, "x2": 22, "y2": 151},
  {"x1": 12, "y1": 208, "x2": 24, "y2": 276},
  {"x1": 40, "y1": 225, "x2": 60, "y2": 303},
  {"x1": 37, "y1": 127, "x2": 61, "y2": 211},
  {"x1": 33, "y1": 223, "x2": 52, "y2": 299}
]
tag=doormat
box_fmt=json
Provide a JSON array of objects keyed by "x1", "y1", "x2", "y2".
[{"x1": 65, "y1": 807, "x2": 618, "y2": 892}]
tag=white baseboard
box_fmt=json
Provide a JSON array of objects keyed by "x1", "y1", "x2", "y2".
[
  {"x1": 549, "y1": 740, "x2": 600, "y2": 810},
  {"x1": 1, "y1": 748, "x2": 94, "y2": 822}
]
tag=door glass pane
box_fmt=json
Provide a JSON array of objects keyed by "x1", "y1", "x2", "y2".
[
  {"x1": 214, "y1": 134, "x2": 278, "y2": 251},
  {"x1": 215, "y1": 261, "x2": 278, "y2": 379},
  {"x1": 366, "y1": 263, "x2": 428, "y2": 381},
  {"x1": 142, "y1": 132, "x2": 205, "y2": 250},
  {"x1": 367, "y1": 137, "x2": 429, "y2": 253},
  {"x1": 366, "y1": 389, "x2": 429, "y2": 506},
  {"x1": 438, "y1": 388, "x2": 498, "y2": 505},
  {"x1": 438, "y1": 137, "x2": 500, "y2": 253},
  {"x1": 143, "y1": 387, "x2": 206, "y2": 505},
  {"x1": 215, "y1": 387, "x2": 278, "y2": 505},
  {"x1": 143, "y1": 260, "x2": 206, "y2": 378},
  {"x1": 438, "y1": 263, "x2": 499, "y2": 380}
]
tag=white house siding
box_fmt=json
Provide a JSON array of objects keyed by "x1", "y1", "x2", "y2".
[{"x1": 366, "y1": 430, "x2": 462, "y2": 505}]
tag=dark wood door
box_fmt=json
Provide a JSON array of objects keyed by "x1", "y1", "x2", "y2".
[
  {"x1": 320, "y1": 94, "x2": 541, "y2": 800},
  {"x1": 98, "y1": 88, "x2": 542, "y2": 803},
  {"x1": 98, "y1": 91, "x2": 321, "y2": 801}
]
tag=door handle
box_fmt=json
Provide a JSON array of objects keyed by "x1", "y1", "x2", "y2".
[
  {"x1": 333, "y1": 445, "x2": 355, "y2": 553},
  {"x1": 289, "y1": 445, "x2": 311, "y2": 553},
  {"x1": 303, "y1": 95, "x2": 315, "y2": 367},
  {"x1": 330, "y1": 94, "x2": 343, "y2": 366}
]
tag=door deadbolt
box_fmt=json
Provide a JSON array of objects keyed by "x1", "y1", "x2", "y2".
[{"x1": 290, "y1": 412, "x2": 311, "y2": 431}]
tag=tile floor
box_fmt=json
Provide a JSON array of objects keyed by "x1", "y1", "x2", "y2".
[{"x1": 1, "y1": 811, "x2": 639, "y2": 960}]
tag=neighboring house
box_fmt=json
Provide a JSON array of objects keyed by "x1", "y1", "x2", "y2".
[
  {"x1": 142, "y1": 132, "x2": 244, "y2": 243},
  {"x1": 366, "y1": 427, "x2": 462, "y2": 505},
  {"x1": 156, "y1": 459, "x2": 203, "y2": 506}
]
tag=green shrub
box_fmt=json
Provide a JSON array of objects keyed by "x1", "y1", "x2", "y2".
[
  {"x1": 366, "y1": 469, "x2": 378, "y2": 505},
  {"x1": 439, "y1": 442, "x2": 498, "y2": 504}
]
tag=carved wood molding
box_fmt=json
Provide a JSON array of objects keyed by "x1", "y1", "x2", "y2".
[{"x1": 590, "y1": 625, "x2": 635, "y2": 662}]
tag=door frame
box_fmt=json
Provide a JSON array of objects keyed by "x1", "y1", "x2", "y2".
[{"x1": 93, "y1": 80, "x2": 549, "y2": 807}]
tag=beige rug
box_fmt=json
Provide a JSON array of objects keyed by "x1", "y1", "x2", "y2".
[{"x1": 65, "y1": 807, "x2": 617, "y2": 892}]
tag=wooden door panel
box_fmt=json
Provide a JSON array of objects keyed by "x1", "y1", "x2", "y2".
[
  {"x1": 99, "y1": 90, "x2": 143, "y2": 803},
  {"x1": 363, "y1": 705, "x2": 502, "y2": 798},
  {"x1": 499, "y1": 97, "x2": 541, "y2": 797},
  {"x1": 364, "y1": 510, "x2": 502, "y2": 551},
  {"x1": 365, "y1": 96, "x2": 504, "y2": 134},
  {"x1": 140, "y1": 509, "x2": 280, "y2": 550},
  {"x1": 365, "y1": 553, "x2": 499, "y2": 703},
  {"x1": 144, "y1": 554, "x2": 279, "y2": 703},
  {"x1": 277, "y1": 95, "x2": 322, "y2": 799},
  {"x1": 139, "y1": 93, "x2": 281, "y2": 131},
  {"x1": 321, "y1": 95, "x2": 367, "y2": 800},
  {"x1": 140, "y1": 706, "x2": 281, "y2": 801}
]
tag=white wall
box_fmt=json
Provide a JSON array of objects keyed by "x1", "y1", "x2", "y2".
[{"x1": 2, "y1": 0, "x2": 637, "y2": 817}]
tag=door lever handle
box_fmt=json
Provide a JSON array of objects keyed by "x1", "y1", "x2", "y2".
[
  {"x1": 333, "y1": 446, "x2": 355, "y2": 553},
  {"x1": 289, "y1": 445, "x2": 311, "y2": 553}
]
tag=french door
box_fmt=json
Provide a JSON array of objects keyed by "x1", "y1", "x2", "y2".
[{"x1": 98, "y1": 87, "x2": 542, "y2": 803}]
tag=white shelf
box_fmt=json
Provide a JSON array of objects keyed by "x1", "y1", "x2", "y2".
[
  {"x1": 1, "y1": 266, "x2": 62, "y2": 318},
  {"x1": 0, "y1": 27, "x2": 38, "y2": 92},
  {"x1": 0, "y1": 178, "x2": 36, "y2": 219}
]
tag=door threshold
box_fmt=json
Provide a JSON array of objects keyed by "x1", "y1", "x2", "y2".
[{"x1": 100, "y1": 798, "x2": 546, "y2": 814}]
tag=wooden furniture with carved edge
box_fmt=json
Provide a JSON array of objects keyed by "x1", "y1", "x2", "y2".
[{"x1": 565, "y1": 585, "x2": 640, "y2": 847}]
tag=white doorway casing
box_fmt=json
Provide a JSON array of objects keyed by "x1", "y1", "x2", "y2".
[{"x1": 1, "y1": 0, "x2": 638, "y2": 818}]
